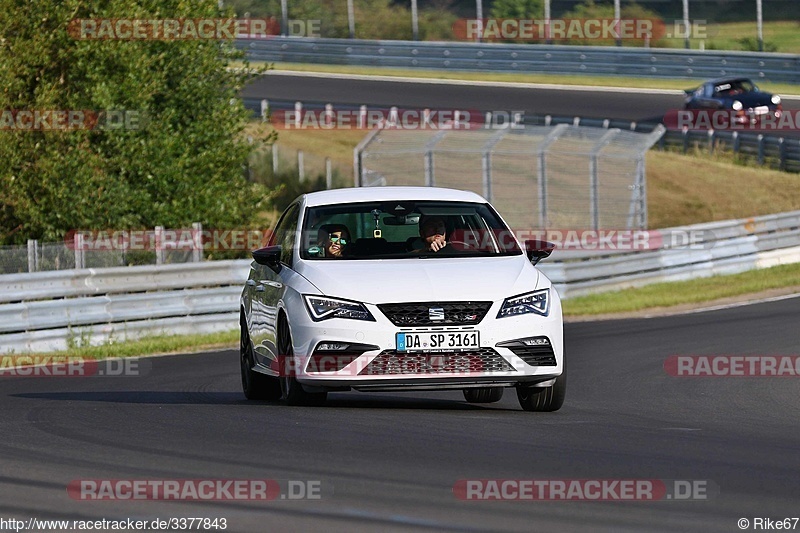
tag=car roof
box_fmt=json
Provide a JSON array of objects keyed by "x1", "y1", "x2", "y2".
[{"x1": 301, "y1": 186, "x2": 488, "y2": 207}]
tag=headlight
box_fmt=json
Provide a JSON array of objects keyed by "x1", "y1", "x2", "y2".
[
  {"x1": 732, "y1": 100, "x2": 743, "y2": 111},
  {"x1": 772, "y1": 95, "x2": 781, "y2": 105},
  {"x1": 303, "y1": 295, "x2": 375, "y2": 322},
  {"x1": 497, "y1": 288, "x2": 549, "y2": 318}
]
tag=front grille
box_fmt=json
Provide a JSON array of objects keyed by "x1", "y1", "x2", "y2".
[
  {"x1": 359, "y1": 348, "x2": 513, "y2": 375},
  {"x1": 377, "y1": 301, "x2": 492, "y2": 326},
  {"x1": 505, "y1": 345, "x2": 557, "y2": 366}
]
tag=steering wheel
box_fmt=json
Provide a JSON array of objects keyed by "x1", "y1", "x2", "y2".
[{"x1": 448, "y1": 240, "x2": 474, "y2": 251}]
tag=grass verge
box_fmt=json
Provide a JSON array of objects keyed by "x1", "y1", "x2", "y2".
[
  {"x1": 34, "y1": 330, "x2": 239, "y2": 359},
  {"x1": 562, "y1": 262, "x2": 800, "y2": 316}
]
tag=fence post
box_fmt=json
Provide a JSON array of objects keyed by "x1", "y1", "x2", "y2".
[
  {"x1": 682, "y1": 127, "x2": 689, "y2": 154},
  {"x1": 325, "y1": 158, "x2": 332, "y2": 189},
  {"x1": 481, "y1": 128, "x2": 507, "y2": 203},
  {"x1": 732, "y1": 131, "x2": 740, "y2": 155},
  {"x1": 589, "y1": 155, "x2": 599, "y2": 230},
  {"x1": 73, "y1": 233, "x2": 85, "y2": 270},
  {"x1": 155, "y1": 226, "x2": 165, "y2": 265},
  {"x1": 192, "y1": 222, "x2": 202, "y2": 262},
  {"x1": 298, "y1": 150, "x2": 305, "y2": 182},
  {"x1": 536, "y1": 124, "x2": 568, "y2": 228},
  {"x1": 424, "y1": 151, "x2": 434, "y2": 186},
  {"x1": 757, "y1": 134, "x2": 765, "y2": 166},
  {"x1": 779, "y1": 137, "x2": 786, "y2": 171},
  {"x1": 260, "y1": 99, "x2": 269, "y2": 122},
  {"x1": 27, "y1": 239, "x2": 38, "y2": 273},
  {"x1": 422, "y1": 129, "x2": 449, "y2": 187},
  {"x1": 294, "y1": 101, "x2": 302, "y2": 129},
  {"x1": 272, "y1": 144, "x2": 279, "y2": 174},
  {"x1": 708, "y1": 129, "x2": 715, "y2": 155},
  {"x1": 359, "y1": 105, "x2": 367, "y2": 129}
]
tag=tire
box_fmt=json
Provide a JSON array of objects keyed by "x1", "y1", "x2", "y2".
[
  {"x1": 277, "y1": 315, "x2": 327, "y2": 406},
  {"x1": 240, "y1": 315, "x2": 281, "y2": 401},
  {"x1": 516, "y1": 361, "x2": 566, "y2": 412},
  {"x1": 463, "y1": 387, "x2": 504, "y2": 403}
]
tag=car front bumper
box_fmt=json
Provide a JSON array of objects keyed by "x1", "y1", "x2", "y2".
[{"x1": 276, "y1": 296, "x2": 564, "y2": 391}]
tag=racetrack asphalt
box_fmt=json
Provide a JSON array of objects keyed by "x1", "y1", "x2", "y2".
[
  {"x1": 241, "y1": 73, "x2": 800, "y2": 140},
  {"x1": 2, "y1": 296, "x2": 798, "y2": 532}
]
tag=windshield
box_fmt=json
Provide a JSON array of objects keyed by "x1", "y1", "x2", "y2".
[
  {"x1": 301, "y1": 200, "x2": 522, "y2": 260},
  {"x1": 713, "y1": 79, "x2": 757, "y2": 97}
]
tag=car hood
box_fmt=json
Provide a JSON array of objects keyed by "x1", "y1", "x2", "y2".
[{"x1": 296, "y1": 256, "x2": 539, "y2": 304}]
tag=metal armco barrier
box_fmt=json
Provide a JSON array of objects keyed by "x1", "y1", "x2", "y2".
[
  {"x1": 2, "y1": 211, "x2": 799, "y2": 353},
  {"x1": 0, "y1": 260, "x2": 250, "y2": 353},
  {"x1": 237, "y1": 37, "x2": 800, "y2": 83}
]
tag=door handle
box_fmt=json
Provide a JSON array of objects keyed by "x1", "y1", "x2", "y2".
[
  {"x1": 246, "y1": 280, "x2": 256, "y2": 286},
  {"x1": 255, "y1": 285, "x2": 265, "y2": 292}
]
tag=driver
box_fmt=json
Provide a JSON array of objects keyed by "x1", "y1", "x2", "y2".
[
  {"x1": 318, "y1": 224, "x2": 350, "y2": 258},
  {"x1": 417, "y1": 215, "x2": 448, "y2": 252}
]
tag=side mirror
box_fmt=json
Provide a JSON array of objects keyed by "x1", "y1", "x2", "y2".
[
  {"x1": 525, "y1": 240, "x2": 555, "y2": 265},
  {"x1": 252, "y1": 245, "x2": 282, "y2": 272}
]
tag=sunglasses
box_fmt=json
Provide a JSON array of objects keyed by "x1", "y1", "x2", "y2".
[{"x1": 329, "y1": 235, "x2": 348, "y2": 245}]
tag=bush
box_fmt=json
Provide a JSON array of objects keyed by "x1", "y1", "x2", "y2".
[
  {"x1": 737, "y1": 36, "x2": 779, "y2": 52},
  {"x1": 248, "y1": 145, "x2": 345, "y2": 213}
]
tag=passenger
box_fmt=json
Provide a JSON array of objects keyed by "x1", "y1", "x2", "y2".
[{"x1": 318, "y1": 224, "x2": 350, "y2": 258}]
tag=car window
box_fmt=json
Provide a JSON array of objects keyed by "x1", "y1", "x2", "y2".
[
  {"x1": 300, "y1": 201, "x2": 522, "y2": 260},
  {"x1": 737, "y1": 80, "x2": 756, "y2": 93},
  {"x1": 713, "y1": 82, "x2": 732, "y2": 97},
  {"x1": 269, "y1": 203, "x2": 300, "y2": 267}
]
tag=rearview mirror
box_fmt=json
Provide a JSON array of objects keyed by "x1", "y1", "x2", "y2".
[
  {"x1": 524, "y1": 240, "x2": 555, "y2": 265},
  {"x1": 382, "y1": 214, "x2": 421, "y2": 226}
]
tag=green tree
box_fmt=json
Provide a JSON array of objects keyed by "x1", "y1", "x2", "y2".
[
  {"x1": 560, "y1": 0, "x2": 663, "y2": 46},
  {"x1": 0, "y1": 0, "x2": 270, "y2": 244},
  {"x1": 227, "y1": 0, "x2": 457, "y2": 40},
  {"x1": 490, "y1": 0, "x2": 543, "y2": 19}
]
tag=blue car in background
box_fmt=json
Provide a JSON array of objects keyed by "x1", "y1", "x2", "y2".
[{"x1": 683, "y1": 77, "x2": 782, "y2": 124}]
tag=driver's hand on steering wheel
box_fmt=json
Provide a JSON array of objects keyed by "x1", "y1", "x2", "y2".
[{"x1": 428, "y1": 235, "x2": 447, "y2": 252}]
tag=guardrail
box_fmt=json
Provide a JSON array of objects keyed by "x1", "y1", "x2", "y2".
[
  {"x1": 237, "y1": 37, "x2": 800, "y2": 83},
  {"x1": 0, "y1": 261, "x2": 250, "y2": 353},
  {"x1": 2, "y1": 210, "x2": 799, "y2": 353}
]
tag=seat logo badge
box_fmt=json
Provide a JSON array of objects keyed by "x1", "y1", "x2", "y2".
[{"x1": 429, "y1": 307, "x2": 445, "y2": 321}]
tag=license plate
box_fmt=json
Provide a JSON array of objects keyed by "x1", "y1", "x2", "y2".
[
  {"x1": 754, "y1": 106, "x2": 769, "y2": 115},
  {"x1": 396, "y1": 331, "x2": 480, "y2": 352}
]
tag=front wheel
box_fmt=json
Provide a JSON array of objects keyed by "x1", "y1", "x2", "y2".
[
  {"x1": 516, "y1": 362, "x2": 566, "y2": 412},
  {"x1": 463, "y1": 387, "x2": 504, "y2": 403},
  {"x1": 278, "y1": 316, "x2": 327, "y2": 406},
  {"x1": 240, "y1": 317, "x2": 281, "y2": 401}
]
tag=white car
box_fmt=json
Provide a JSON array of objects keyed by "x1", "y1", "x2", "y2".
[{"x1": 239, "y1": 186, "x2": 565, "y2": 411}]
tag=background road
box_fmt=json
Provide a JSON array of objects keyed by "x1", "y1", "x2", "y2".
[
  {"x1": 2, "y1": 296, "x2": 799, "y2": 532},
  {"x1": 242, "y1": 73, "x2": 800, "y2": 130}
]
